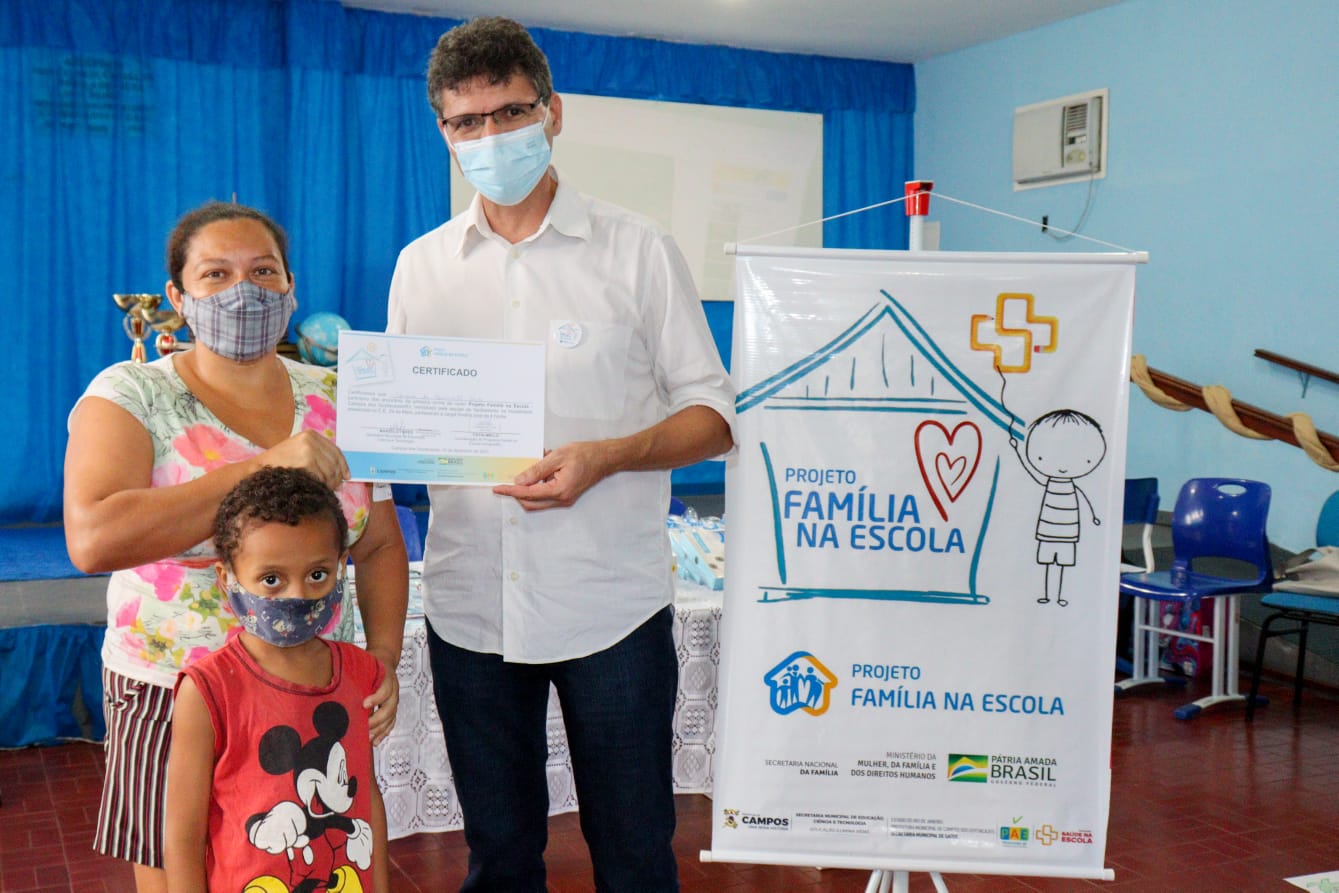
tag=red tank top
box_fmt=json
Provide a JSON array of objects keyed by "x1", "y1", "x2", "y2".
[{"x1": 179, "y1": 636, "x2": 385, "y2": 892}]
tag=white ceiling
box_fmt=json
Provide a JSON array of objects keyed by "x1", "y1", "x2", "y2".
[{"x1": 341, "y1": 0, "x2": 1122, "y2": 64}]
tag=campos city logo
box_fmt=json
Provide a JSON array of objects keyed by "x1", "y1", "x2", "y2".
[
  {"x1": 947, "y1": 754, "x2": 989, "y2": 783},
  {"x1": 764, "y1": 651, "x2": 837, "y2": 716},
  {"x1": 720, "y1": 808, "x2": 791, "y2": 831}
]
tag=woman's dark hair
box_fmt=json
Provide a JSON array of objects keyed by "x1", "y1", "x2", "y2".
[
  {"x1": 213, "y1": 466, "x2": 347, "y2": 567},
  {"x1": 426, "y1": 17, "x2": 553, "y2": 118},
  {"x1": 166, "y1": 201, "x2": 290, "y2": 292}
]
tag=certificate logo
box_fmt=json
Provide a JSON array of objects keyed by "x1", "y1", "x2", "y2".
[
  {"x1": 346, "y1": 342, "x2": 394, "y2": 385},
  {"x1": 763, "y1": 651, "x2": 836, "y2": 716}
]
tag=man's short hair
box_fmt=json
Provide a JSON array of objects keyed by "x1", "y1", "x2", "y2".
[{"x1": 426, "y1": 17, "x2": 553, "y2": 118}]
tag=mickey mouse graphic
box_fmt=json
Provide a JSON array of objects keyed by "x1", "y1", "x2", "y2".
[{"x1": 244, "y1": 701, "x2": 374, "y2": 893}]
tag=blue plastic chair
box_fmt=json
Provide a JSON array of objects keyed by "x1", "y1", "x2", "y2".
[
  {"x1": 1115, "y1": 478, "x2": 1160, "y2": 678},
  {"x1": 1119, "y1": 478, "x2": 1160, "y2": 574},
  {"x1": 395, "y1": 504, "x2": 424, "y2": 563},
  {"x1": 1246, "y1": 489, "x2": 1339, "y2": 720},
  {"x1": 1118, "y1": 478, "x2": 1272, "y2": 719}
]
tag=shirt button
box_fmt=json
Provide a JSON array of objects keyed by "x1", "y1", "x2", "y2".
[
  {"x1": 510, "y1": 248, "x2": 521, "y2": 259},
  {"x1": 511, "y1": 300, "x2": 520, "y2": 309},
  {"x1": 509, "y1": 571, "x2": 519, "y2": 581},
  {"x1": 509, "y1": 517, "x2": 518, "y2": 526}
]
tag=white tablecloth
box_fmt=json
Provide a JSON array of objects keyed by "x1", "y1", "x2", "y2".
[{"x1": 353, "y1": 568, "x2": 723, "y2": 840}]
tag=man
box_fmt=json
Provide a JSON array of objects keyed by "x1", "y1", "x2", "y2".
[{"x1": 386, "y1": 17, "x2": 735, "y2": 893}]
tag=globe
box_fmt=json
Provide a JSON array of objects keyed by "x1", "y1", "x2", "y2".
[{"x1": 295, "y1": 311, "x2": 351, "y2": 366}]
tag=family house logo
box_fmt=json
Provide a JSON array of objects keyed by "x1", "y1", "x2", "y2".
[
  {"x1": 721, "y1": 809, "x2": 740, "y2": 829},
  {"x1": 764, "y1": 651, "x2": 836, "y2": 716}
]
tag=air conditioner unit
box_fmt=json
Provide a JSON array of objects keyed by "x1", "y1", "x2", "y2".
[{"x1": 1012, "y1": 89, "x2": 1106, "y2": 189}]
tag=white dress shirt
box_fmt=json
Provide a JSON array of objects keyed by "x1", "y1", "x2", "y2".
[{"x1": 387, "y1": 173, "x2": 735, "y2": 662}]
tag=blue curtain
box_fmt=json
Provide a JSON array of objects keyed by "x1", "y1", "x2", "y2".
[
  {"x1": 0, "y1": 624, "x2": 106, "y2": 746},
  {"x1": 1, "y1": 0, "x2": 913, "y2": 522}
]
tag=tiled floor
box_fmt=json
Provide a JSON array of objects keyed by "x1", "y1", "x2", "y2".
[{"x1": 3, "y1": 672, "x2": 1338, "y2": 892}]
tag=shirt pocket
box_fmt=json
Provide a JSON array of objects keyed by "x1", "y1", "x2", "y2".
[{"x1": 545, "y1": 320, "x2": 633, "y2": 420}]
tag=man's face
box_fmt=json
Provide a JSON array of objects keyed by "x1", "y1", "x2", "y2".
[{"x1": 436, "y1": 75, "x2": 561, "y2": 152}]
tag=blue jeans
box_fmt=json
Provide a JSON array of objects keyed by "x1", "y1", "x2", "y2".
[{"x1": 427, "y1": 607, "x2": 680, "y2": 893}]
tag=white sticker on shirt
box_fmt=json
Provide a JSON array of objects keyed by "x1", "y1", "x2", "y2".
[{"x1": 554, "y1": 321, "x2": 584, "y2": 349}]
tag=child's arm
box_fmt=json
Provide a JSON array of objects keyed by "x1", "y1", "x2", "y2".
[
  {"x1": 371, "y1": 778, "x2": 390, "y2": 892},
  {"x1": 1075, "y1": 484, "x2": 1101, "y2": 526},
  {"x1": 164, "y1": 676, "x2": 215, "y2": 893}
]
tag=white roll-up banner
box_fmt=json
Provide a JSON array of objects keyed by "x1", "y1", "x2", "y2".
[{"x1": 708, "y1": 248, "x2": 1140, "y2": 880}]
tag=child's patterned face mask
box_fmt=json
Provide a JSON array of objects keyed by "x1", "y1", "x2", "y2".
[{"x1": 225, "y1": 575, "x2": 341, "y2": 647}]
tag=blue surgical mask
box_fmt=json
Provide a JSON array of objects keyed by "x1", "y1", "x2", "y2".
[
  {"x1": 451, "y1": 117, "x2": 552, "y2": 206},
  {"x1": 180, "y1": 281, "x2": 296, "y2": 363},
  {"x1": 225, "y1": 575, "x2": 341, "y2": 648}
]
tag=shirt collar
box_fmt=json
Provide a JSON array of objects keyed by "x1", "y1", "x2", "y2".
[{"x1": 451, "y1": 168, "x2": 590, "y2": 257}]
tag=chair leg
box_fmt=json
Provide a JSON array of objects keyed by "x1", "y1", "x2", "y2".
[
  {"x1": 1294, "y1": 620, "x2": 1310, "y2": 707},
  {"x1": 1246, "y1": 612, "x2": 1281, "y2": 722},
  {"x1": 1173, "y1": 595, "x2": 1247, "y2": 721},
  {"x1": 1115, "y1": 597, "x2": 1189, "y2": 694}
]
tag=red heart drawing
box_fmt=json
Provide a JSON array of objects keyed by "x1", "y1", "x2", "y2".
[{"x1": 915, "y1": 420, "x2": 983, "y2": 522}]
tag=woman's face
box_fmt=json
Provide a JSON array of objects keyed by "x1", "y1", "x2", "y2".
[{"x1": 180, "y1": 218, "x2": 289, "y2": 299}]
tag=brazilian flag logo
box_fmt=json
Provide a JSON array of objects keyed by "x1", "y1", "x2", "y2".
[{"x1": 947, "y1": 753, "x2": 988, "y2": 783}]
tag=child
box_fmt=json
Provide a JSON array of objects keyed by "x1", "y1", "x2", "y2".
[
  {"x1": 1010, "y1": 409, "x2": 1106, "y2": 607},
  {"x1": 165, "y1": 466, "x2": 390, "y2": 893}
]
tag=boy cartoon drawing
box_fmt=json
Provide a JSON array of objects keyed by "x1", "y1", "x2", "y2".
[{"x1": 1010, "y1": 409, "x2": 1106, "y2": 606}]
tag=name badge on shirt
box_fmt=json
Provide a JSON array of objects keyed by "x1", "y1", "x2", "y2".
[{"x1": 554, "y1": 321, "x2": 584, "y2": 349}]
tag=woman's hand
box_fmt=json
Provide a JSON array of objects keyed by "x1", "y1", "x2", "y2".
[
  {"x1": 349, "y1": 498, "x2": 409, "y2": 746},
  {"x1": 364, "y1": 646, "x2": 401, "y2": 745},
  {"x1": 256, "y1": 430, "x2": 350, "y2": 490}
]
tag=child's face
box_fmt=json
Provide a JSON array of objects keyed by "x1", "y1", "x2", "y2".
[
  {"x1": 1026, "y1": 423, "x2": 1106, "y2": 479},
  {"x1": 216, "y1": 516, "x2": 345, "y2": 600}
]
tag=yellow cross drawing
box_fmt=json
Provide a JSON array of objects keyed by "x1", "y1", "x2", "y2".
[{"x1": 970, "y1": 293, "x2": 1058, "y2": 373}]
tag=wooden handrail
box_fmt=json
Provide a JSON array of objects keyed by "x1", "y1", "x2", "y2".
[
  {"x1": 1140, "y1": 363, "x2": 1339, "y2": 460},
  {"x1": 1255, "y1": 349, "x2": 1339, "y2": 394}
]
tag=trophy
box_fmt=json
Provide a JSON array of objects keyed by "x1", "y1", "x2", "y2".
[
  {"x1": 147, "y1": 306, "x2": 187, "y2": 356},
  {"x1": 113, "y1": 294, "x2": 187, "y2": 362}
]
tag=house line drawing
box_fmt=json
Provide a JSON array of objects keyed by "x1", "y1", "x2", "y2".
[{"x1": 738, "y1": 291, "x2": 1025, "y2": 606}]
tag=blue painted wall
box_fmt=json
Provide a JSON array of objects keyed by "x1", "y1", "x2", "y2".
[{"x1": 915, "y1": 0, "x2": 1339, "y2": 551}]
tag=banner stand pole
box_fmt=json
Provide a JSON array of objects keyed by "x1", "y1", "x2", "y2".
[
  {"x1": 904, "y1": 180, "x2": 934, "y2": 250},
  {"x1": 860, "y1": 179, "x2": 944, "y2": 893},
  {"x1": 867, "y1": 869, "x2": 949, "y2": 892}
]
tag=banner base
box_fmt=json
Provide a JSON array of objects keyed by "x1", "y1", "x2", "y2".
[
  {"x1": 699, "y1": 848, "x2": 1115, "y2": 881},
  {"x1": 868, "y1": 870, "x2": 948, "y2": 893}
]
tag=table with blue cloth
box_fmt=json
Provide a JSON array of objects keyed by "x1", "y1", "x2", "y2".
[{"x1": 352, "y1": 564, "x2": 723, "y2": 841}]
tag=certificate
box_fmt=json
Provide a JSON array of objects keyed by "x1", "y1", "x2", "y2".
[{"x1": 335, "y1": 331, "x2": 545, "y2": 485}]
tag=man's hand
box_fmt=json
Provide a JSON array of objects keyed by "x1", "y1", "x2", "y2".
[{"x1": 492, "y1": 441, "x2": 613, "y2": 511}]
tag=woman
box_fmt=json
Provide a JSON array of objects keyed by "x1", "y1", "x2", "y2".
[{"x1": 64, "y1": 201, "x2": 408, "y2": 893}]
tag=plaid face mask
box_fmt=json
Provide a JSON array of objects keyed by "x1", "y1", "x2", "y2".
[
  {"x1": 180, "y1": 281, "x2": 296, "y2": 362},
  {"x1": 225, "y1": 574, "x2": 342, "y2": 648}
]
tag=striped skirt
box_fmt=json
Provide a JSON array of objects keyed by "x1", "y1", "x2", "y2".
[{"x1": 93, "y1": 667, "x2": 174, "y2": 868}]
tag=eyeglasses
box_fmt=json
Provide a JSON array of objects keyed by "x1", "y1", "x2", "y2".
[{"x1": 441, "y1": 98, "x2": 547, "y2": 140}]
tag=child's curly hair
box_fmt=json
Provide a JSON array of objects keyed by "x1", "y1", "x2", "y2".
[{"x1": 213, "y1": 466, "x2": 347, "y2": 567}]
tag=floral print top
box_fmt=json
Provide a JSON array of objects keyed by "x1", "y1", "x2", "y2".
[{"x1": 74, "y1": 356, "x2": 371, "y2": 689}]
